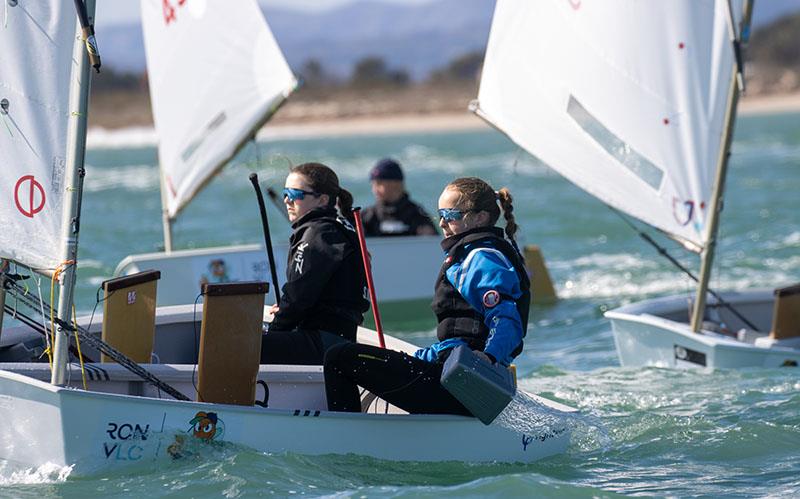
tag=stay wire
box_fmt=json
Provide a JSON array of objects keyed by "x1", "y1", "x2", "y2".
[
  {"x1": 1, "y1": 278, "x2": 190, "y2": 400},
  {"x1": 608, "y1": 206, "x2": 758, "y2": 330}
]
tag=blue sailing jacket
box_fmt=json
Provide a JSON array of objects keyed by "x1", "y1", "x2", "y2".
[{"x1": 415, "y1": 232, "x2": 526, "y2": 366}]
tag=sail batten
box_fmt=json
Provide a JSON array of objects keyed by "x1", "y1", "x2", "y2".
[
  {"x1": 477, "y1": 0, "x2": 743, "y2": 250},
  {"x1": 141, "y1": 0, "x2": 297, "y2": 219}
]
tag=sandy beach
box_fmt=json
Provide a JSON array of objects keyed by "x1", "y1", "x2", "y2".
[
  {"x1": 87, "y1": 90, "x2": 800, "y2": 148},
  {"x1": 260, "y1": 91, "x2": 800, "y2": 139}
]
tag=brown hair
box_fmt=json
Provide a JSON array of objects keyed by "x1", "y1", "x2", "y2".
[
  {"x1": 446, "y1": 177, "x2": 518, "y2": 242},
  {"x1": 290, "y1": 162, "x2": 354, "y2": 220}
]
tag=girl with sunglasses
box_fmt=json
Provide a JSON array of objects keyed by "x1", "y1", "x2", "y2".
[
  {"x1": 324, "y1": 177, "x2": 530, "y2": 415},
  {"x1": 261, "y1": 163, "x2": 369, "y2": 365}
]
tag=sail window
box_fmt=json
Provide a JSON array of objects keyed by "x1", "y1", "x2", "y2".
[{"x1": 567, "y1": 96, "x2": 664, "y2": 190}]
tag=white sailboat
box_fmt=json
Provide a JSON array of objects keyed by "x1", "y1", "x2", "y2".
[
  {"x1": 114, "y1": 0, "x2": 443, "y2": 311},
  {"x1": 473, "y1": 0, "x2": 797, "y2": 368},
  {"x1": 0, "y1": 3, "x2": 574, "y2": 474}
]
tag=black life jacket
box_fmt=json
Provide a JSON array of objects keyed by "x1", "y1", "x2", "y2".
[{"x1": 431, "y1": 227, "x2": 531, "y2": 357}]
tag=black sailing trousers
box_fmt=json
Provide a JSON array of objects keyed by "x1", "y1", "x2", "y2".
[
  {"x1": 260, "y1": 328, "x2": 351, "y2": 365},
  {"x1": 323, "y1": 342, "x2": 471, "y2": 415}
]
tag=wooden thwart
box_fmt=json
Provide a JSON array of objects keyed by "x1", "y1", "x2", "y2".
[
  {"x1": 770, "y1": 283, "x2": 800, "y2": 340},
  {"x1": 197, "y1": 281, "x2": 268, "y2": 406},
  {"x1": 101, "y1": 270, "x2": 161, "y2": 363}
]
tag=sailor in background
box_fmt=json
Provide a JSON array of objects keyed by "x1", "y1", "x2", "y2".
[
  {"x1": 261, "y1": 163, "x2": 369, "y2": 365},
  {"x1": 361, "y1": 158, "x2": 438, "y2": 237},
  {"x1": 324, "y1": 177, "x2": 530, "y2": 414}
]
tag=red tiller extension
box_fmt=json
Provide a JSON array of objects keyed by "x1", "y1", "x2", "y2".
[{"x1": 351, "y1": 207, "x2": 386, "y2": 348}]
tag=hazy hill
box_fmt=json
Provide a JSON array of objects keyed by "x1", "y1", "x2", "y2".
[
  {"x1": 747, "y1": 12, "x2": 800, "y2": 94},
  {"x1": 96, "y1": 0, "x2": 495, "y2": 79},
  {"x1": 96, "y1": 0, "x2": 800, "y2": 80}
]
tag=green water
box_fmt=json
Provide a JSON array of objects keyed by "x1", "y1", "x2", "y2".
[{"x1": 2, "y1": 111, "x2": 799, "y2": 496}]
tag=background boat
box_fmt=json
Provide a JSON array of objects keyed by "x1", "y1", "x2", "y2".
[
  {"x1": 116, "y1": 0, "x2": 450, "y2": 316},
  {"x1": 472, "y1": 0, "x2": 799, "y2": 368}
]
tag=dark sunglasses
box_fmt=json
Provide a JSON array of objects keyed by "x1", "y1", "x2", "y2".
[
  {"x1": 438, "y1": 208, "x2": 471, "y2": 222},
  {"x1": 282, "y1": 187, "x2": 321, "y2": 202}
]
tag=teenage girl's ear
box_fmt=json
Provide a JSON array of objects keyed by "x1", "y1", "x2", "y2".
[
  {"x1": 319, "y1": 193, "x2": 330, "y2": 206},
  {"x1": 474, "y1": 210, "x2": 491, "y2": 227}
]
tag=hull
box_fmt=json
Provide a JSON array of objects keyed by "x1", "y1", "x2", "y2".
[
  {"x1": 607, "y1": 289, "x2": 800, "y2": 369},
  {"x1": 114, "y1": 236, "x2": 443, "y2": 308},
  {"x1": 0, "y1": 370, "x2": 572, "y2": 475},
  {"x1": 0, "y1": 307, "x2": 574, "y2": 474}
]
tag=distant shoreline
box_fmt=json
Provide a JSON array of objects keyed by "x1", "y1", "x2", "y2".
[
  {"x1": 738, "y1": 91, "x2": 800, "y2": 115},
  {"x1": 87, "y1": 91, "x2": 800, "y2": 148}
]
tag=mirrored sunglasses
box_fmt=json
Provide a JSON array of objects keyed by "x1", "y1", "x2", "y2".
[
  {"x1": 282, "y1": 187, "x2": 320, "y2": 202},
  {"x1": 438, "y1": 208, "x2": 467, "y2": 222}
]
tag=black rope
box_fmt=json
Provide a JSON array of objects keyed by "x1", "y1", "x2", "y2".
[
  {"x1": 609, "y1": 207, "x2": 759, "y2": 331},
  {"x1": 1, "y1": 304, "x2": 93, "y2": 363},
  {"x1": 1, "y1": 277, "x2": 190, "y2": 400}
]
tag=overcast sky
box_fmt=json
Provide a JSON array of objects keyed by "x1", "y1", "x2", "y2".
[{"x1": 96, "y1": 0, "x2": 434, "y2": 25}]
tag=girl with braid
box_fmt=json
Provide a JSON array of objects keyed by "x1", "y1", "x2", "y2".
[
  {"x1": 261, "y1": 163, "x2": 369, "y2": 365},
  {"x1": 324, "y1": 177, "x2": 530, "y2": 415}
]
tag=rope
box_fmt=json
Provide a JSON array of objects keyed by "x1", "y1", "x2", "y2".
[
  {"x1": 1, "y1": 114, "x2": 12, "y2": 138},
  {"x1": 71, "y1": 304, "x2": 87, "y2": 390},
  {"x1": 609, "y1": 207, "x2": 759, "y2": 330},
  {"x1": 33, "y1": 271, "x2": 52, "y2": 365},
  {"x1": 3, "y1": 277, "x2": 190, "y2": 401}
]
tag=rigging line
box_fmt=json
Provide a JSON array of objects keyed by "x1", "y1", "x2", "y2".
[
  {"x1": 2, "y1": 278, "x2": 189, "y2": 400},
  {"x1": 58, "y1": 317, "x2": 191, "y2": 401},
  {"x1": 512, "y1": 146, "x2": 523, "y2": 176},
  {"x1": 33, "y1": 271, "x2": 52, "y2": 364},
  {"x1": 1, "y1": 304, "x2": 93, "y2": 364},
  {"x1": 1, "y1": 275, "x2": 94, "y2": 363},
  {"x1": 1, "y1": 114, "x2": 13, "y2": 138},
  {"x1": 71, "y1": 304, "x2": 87, "y2": 390},
  {"x1": 607, "y1": 206, "x2": 758, "y2": 331}
]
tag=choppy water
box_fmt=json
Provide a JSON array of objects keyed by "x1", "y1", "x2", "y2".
[{"x1": 2, "y1": 111, "x2": 799, "y2": 497}]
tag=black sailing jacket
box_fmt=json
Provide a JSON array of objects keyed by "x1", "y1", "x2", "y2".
[
  {"x1": 362, "y1": 193, "x2": 437, "y2": 237},
  {"x1": 269, "y1": 206, "x2": 370, "y2": 340}
]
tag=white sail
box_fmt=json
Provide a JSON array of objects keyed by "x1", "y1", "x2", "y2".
[
  {"x1": 0, "y1": 3, "x2": 80, "y2": 272},
  {"x1": 141, "y1": 0, "x2": 297, "y2": 219},
  {"x1": 475, "y1": 0, "x2": 743, "y2": 250}
]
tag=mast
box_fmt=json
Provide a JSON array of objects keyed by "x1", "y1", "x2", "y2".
[
  {"x1": 690, "y1": 0, "x2": 754, "y2": 332},
  {"x1": 0, "y1": 260, "x2": 6, "y2": 337},
  {"x1": 160, "y1": 171, "x2": 174, "y2": 253},
  {"x1": 51, "y1": 0, "x2": 97, "y2": 385}
]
